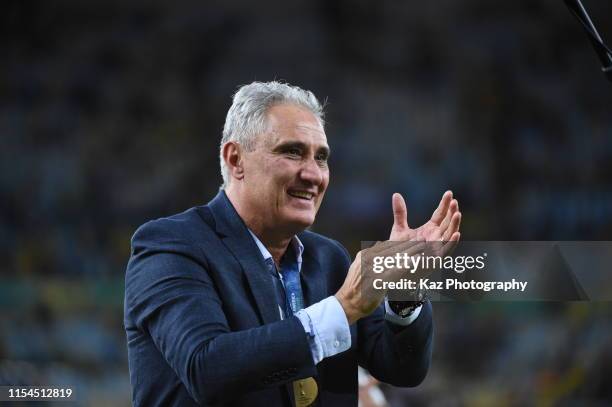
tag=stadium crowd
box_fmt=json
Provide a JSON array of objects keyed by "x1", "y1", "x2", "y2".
[{"x1": 2, "y1": 0, "x2": 611, "y2": 405}]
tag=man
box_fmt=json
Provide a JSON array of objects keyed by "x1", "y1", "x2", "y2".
[{"x1": 124, "y1": 81, "x2": 461, "y2": 406}]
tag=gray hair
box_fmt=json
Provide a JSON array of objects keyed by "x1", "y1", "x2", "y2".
[{"x1": 219, "y1": 81, "x2": 325, "y2": 189}]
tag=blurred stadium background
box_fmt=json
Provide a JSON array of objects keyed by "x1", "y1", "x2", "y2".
[{"x1": 2, "y1": 0, "x2": 612, "y2": 405}]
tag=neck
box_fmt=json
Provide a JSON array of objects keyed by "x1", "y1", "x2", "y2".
[
  {"x1": 225, "y1": 186, "x2": 294, "y2": 266},
  {"x1": 255, "y1": 232, "x2": 292, "y2": 267}
]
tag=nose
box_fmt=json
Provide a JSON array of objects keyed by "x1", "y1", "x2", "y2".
[{"x1": 299, "y1": 157, "x2": 325, "y2": 187}]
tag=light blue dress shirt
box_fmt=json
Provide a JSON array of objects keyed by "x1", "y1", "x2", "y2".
[{"x1": 248, "y1": 230, "x2": 421, "y2": 364}]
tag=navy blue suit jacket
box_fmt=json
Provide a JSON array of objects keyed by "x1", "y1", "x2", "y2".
[{"x1": 124, "y1": 191, "x2": 433, "y2": 406}]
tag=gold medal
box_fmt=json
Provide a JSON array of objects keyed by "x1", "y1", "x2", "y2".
[{"x1": 292, "y1": 377, "x2": 318, "y2": 407}]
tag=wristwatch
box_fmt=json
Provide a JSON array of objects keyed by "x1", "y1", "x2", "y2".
[
  {"x1": 388, "y1": 288, "x2": 427, "y2": 318},
  {"x1": 388, "y1": 299, "x2": 425, "y2": 317}
]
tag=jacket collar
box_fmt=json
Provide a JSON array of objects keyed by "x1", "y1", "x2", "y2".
[
  {"x1": 205, "y1": 190, "x2": 280, "y2": 324},
  {"x1": 203, "y1": 190, "x2": 327, "y2": 323}
]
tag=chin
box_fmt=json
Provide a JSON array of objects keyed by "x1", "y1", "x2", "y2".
[{"x1": 282, "y1": 212, "x2": 316, "y2": 232}]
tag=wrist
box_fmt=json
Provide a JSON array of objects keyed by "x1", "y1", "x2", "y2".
[
  {"x1": 334, "y1": 293, "x2": 360, "y2": 325},
  {"x1": 387, "y1": 288, "x2": 427, "y2": 318},
  {"x1": 388, "y1": 299, "x2": 425, "y2": 318}
]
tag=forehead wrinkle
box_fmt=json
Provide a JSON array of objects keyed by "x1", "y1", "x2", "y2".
[
  {"x1": 293, "y1": 124, "x2": 328, "y2": 147},
  {"x1": 266, "y1": 124, "x2": 327, "y2": 148},
  {"x1": 268, "y1": 122, "x2": 324, "y2": 135},
  {"x1": 294, "y1": 123, "x2": 325, "y2": 135}
]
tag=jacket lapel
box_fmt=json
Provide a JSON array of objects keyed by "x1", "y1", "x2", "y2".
[
  {"x1": 205, "y1": 191, "x2": 281, "y2": 325},
  {"x1": 299, "y1": 239, "x2": 328, "y2": 308}
]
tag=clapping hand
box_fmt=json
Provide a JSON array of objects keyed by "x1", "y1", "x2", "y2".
[{"x1": 389, "y1": 191, "x2": 461, "y2": 243}]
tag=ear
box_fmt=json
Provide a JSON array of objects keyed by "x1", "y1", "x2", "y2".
[{"x1": 222, "y1": 141, "x2": 245, "y2": 181}]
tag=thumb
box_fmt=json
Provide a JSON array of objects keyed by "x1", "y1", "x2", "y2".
[{"x1": 392, "y1": 193, "x2": 409, "y2": 230}]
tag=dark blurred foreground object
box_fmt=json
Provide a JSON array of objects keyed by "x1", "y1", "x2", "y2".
[{"x1": 564, "y1": 0, "x2": 612, "y2": 82}]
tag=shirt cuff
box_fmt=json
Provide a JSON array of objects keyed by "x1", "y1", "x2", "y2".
[
  {"x1": 384, "y1": 299, "x2": 422, "y2": 326},
  {"x1": 295, "y1": 296, "x2": 351, "y2": 364}
]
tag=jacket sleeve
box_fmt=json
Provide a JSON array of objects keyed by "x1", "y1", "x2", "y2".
[
  {"x1": 357, "y1": 301, "x2": 433, "y2": 387},
  {"x1": 333, "y1": 240, "x2": 434, "y2": 387},
  {"x1": 124, "y1": 220, "x2": 317, "y2": 405}
]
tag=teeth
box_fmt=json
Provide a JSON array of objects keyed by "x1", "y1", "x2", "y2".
[{"x1": 290, "y1": 191, "x2": 313, "y2": 200}]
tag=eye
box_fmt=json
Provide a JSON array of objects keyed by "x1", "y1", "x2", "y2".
[
  {"x1": 316, "y1": 155, "x2": 329, "y2": 168},
  {"x1": 286, "y1": 147, "x2": 302, "y2": 157}
]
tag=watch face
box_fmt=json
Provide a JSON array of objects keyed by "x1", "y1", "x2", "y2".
[
  {"x1": 399, "y1": 308, "x2": 412, "y2": 317},
  {"x1": 390, "y1": 302, "x2": 412, "y2": 316},
  {"x1": 390, "y1": 298, "x2": 426, "y2": 318}
]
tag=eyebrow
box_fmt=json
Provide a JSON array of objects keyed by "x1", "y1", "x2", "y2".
[{"x1": 273, "y1": 141, "x2": 331, "y2": 157}]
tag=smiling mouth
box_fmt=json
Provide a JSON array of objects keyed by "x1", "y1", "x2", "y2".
[{"x1": 287, "y1": 190, "x2": 315, "y2": 201}]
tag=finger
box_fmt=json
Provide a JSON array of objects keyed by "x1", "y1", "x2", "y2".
[
  {"x1": 439, "y1": 199, "x2": 458, "y2": 233},
  {"x1": 430, "y1": 190, "x2": 453, "y2": 225},
  {"x1": 442, "y1": 232, "x2": 460, "y2": 256},
  {"x1": 445, "y1": 212, "x2": 461, "y2": 241},
  {"x1": 443, "y1": 212, "x2": 462, "y2": 241},
  {"x1": 392, "y1": 193, "x2": 409, "y2": 229},
  {"x1": 444, "y1": 231, "x2": 460, "y2": 247}
]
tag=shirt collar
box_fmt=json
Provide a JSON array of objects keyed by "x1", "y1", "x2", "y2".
[{"x1": 248, "y1": 229, "x2": 304, "y2": 272}]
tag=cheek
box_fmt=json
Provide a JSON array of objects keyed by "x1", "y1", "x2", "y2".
[
  {"x1": 250, "y1": 159, "x2": 281, "y2": 184},
  {"x1": 270, "y1": 159, "x2": 299, "y2": 182},
  {"x1": 321, "y1": 170, "x2": 330, "y2": 191},
  {"x1": 261, "y1": 160, "x2": 294, "y2": 198}
]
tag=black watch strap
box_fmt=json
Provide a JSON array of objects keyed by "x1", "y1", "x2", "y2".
[
  {"x1": 388, "y1": 299, "x2": 425, "y2": 318},
  {"x1": 388, "y1": 288, "x2": 427, "y2": 318}
]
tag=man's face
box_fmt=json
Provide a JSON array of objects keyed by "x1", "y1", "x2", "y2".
[{"x1": 240, "y1": 104, "x2": 330, "y2": 234}]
